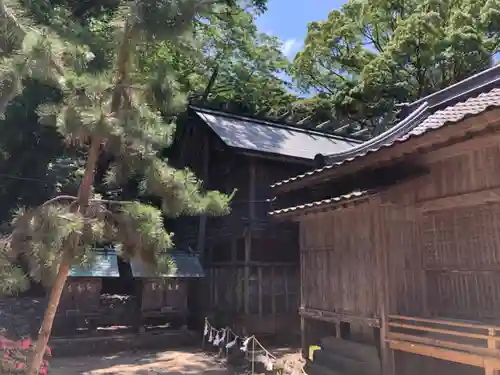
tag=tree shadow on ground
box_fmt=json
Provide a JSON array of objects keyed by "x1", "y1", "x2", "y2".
[{"x1": 50, "y1": 348, "x2": 232, "y2": 375}]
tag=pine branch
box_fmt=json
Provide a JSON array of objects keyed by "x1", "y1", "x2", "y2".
[
  {"x1": 41, "y1": 195, "x2": 78, "y2": 206},
  {"x1": 1, "y1": 2, "x2": 237, "y2": 373}
]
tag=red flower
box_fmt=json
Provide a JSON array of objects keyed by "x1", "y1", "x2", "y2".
[{"x1": 21, "y1": 338, "x2": 32, "y2": 349}]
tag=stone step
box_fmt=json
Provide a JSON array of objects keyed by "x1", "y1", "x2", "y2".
[
  {"x1": 313, "y1": 349, "x2": 381, "y2": 375},
  {"x1": 305, "y1": 361, "x2": 347, "y2": 375},
  {"x1": 320, "y1": 336, "x2": 380, "y2": 366}
]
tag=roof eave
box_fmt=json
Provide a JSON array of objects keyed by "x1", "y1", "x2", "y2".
[
  {"x1": 235, "y1": 147, "x2": 315, "y2": 165},
  {"x1": 269, "y1": 191, "x2": 373, "y2": 220},
  {"x1": 271, "y1": 107, "x2": 500, "y2": 194}
]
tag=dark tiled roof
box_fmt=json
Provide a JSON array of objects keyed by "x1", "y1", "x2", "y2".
[
  {"x1": 272, "y1": 66, "x2": 500, "y2": 189},
  {"x1": 191, "y1": 106, "x2": 361, "y2": 160},
  {"x1": 130, "y1": 253, "x2": 204, "y2": 278},
  {"x1": 70, "y1": 248, "x2": 120, "y2": 278},
  {"x1": 269, "y1": 191, "x2": 369, "y2": 217}
]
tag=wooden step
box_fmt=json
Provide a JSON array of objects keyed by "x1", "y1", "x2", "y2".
[
  {"x1": 313, "y1": 350, "x2": 381, "y2": 375},
  {"x1": 305, "y1": 361, "x2": 347, "y2": 375},
  {"x1": 320, "y1": 337, "x2": 380, "y2": 366}
]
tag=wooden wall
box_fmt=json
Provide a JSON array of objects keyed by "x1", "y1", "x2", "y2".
[
  {"x1": 299, "y1": 203, "x2": 378, "y2": 319},
  {"x1": 382, "y1": 138, "x2": 500, "y2": 322},
  {"x1": 203, "y1": 264, "x2": 299, "y2": 334},
  {"x1": 292, "y1": 134, "x2": 500, "y2": 374}
]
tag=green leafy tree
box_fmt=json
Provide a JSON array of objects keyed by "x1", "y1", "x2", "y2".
[
  {"x1": 0, "y1": 0, "x2": 294, "y2": 232},
  {"x1": 292, "y1": 0, "x2": 500, "y2": 136},
  {"x1": 0, "y1": 1, "x2": 236, "y2": 373},
  {"x1": 139, "y1": 3, "x2": 295, "y2": 117}
]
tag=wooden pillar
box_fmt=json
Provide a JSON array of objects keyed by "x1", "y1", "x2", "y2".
[
  {"x1": 230, "y1": 237, "x2": 238, "y2": 308},
  {"x1": 244, "y1": 159, "x2": 256, "y2": 315},
  {"x1": 371, "y1": 200, "x2": 395, "y2": 375},
  {"x1": 271, "y1": 266, "x2": 276, "y2": 315},
  {"x1": 244, "y1": 231, "x2": 251, "y2": 315},
  {"x1": 284, "y1": 267, "x2": 289, "y2": 313},
  {"x1": 197, "y1": 136, "x2": 210, "y2": 262},
  {"x1": 485, "y1": 328, "x2": 500, "y2": 375},
  {"x1": 231, "y1": 237, "x2": 237, "y2": 263},
  {"x1": 301, "y1": 316, "x2": 308, "y2": 358},
  {"x1": 258, "y1": 267, "x2": 263, "y2": 316}
]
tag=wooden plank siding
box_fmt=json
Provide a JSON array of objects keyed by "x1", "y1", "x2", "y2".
[
  {"x1": 299, "y1": 203, "x2": 378, "y2": 319},
  {"x1": 292, "y1": 133, "x2": 500, "y2": 374},
  {"x1": 203, "y1": 265, "x2": 299, "y2": 334},
  {"x1": 382, "y1": 139, "x2": 500, "y2": 323}
]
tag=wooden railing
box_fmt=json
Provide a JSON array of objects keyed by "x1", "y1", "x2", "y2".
[{"x1": 386, "y1": 315, "x2": 500, "y2": 374}]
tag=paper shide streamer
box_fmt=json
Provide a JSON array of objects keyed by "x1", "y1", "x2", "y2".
[
  {"x1": 204, "y1": 318, "x2": 291, "y2": 374},
  {"x1": 213, "y1": 329, "x2": 226, "y2": 346},
  {"x1": 225, "y1": 337, "x2": 237, "y2": 349},
  {"x1": 208, "y1": 329, "x2": 213, "y2": 343},
  {"x1": 240, "y1": 336, "x2": 252, "y2": 352},
  {"x1": 256, "y1": 354, "x2": 275, "y2": 371},
  {"x1": 203, "y1": 321, "x2": 208, "y2": 337}
]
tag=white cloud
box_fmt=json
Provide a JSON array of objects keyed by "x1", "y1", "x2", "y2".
[{"x1": 281, "y1": 38, "x2": 302, "y2": 59}]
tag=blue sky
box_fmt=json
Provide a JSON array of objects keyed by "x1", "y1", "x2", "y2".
[{"x1": 255, "y1": 0, "x2": 345, "y2": 60}]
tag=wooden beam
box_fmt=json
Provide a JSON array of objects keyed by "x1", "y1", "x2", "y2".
[
  {"x1": 299, "y1": 307, "x2": 380, "y2": 327},
  {"x1": 388, "y1": 315, "x2": 500, "y2": 331},
  {"x1": 333, "y1": 123, "x2": 351, "y2": 133},
  {"x1": 422, "y1": 130, "x2": 500, "y2": 164},
  {"x1": 388, "y1": 322, "x2": 500, "y2": 341},
  {"x1": 317, "y1": 120, "x2": 332, "y2": 129},
  {"x1": 351, "y1": 128, "x2": 369, "y2": 136},
  {"x1": 388, "y1": 332, "x2": 500, "y2": 359},
  {"x1": 297, "y1": 115, "x2": 312, "y2": 125},
  {"x1": 388, "y1": 339, "x2": 500, "y2": 369},
  {"x1": 206, "y1": 261, "x2": 296, "y2": 267},
  {"x1": 416, "y1": 186, "x2": 500, "y2": 212}
]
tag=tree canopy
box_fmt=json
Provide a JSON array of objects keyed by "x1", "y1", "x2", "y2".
[
  {"x1": 0, "y1": 0, "x2": 293, "y2": 225},
  {"x1": 0, "y1": 1, "x2": 257, "y2": 372},
  {"x1": 138, "y1": 3, "x2": 294, "y2": 117},
  {"x1": 291, "y1": 0, "x2": 500, "y2": 136}
]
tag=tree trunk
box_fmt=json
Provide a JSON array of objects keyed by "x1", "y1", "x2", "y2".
[
  {"x1": 25, "y1": 138, "x2": 101, "y2": 375},
  {"x1": 26, "y1": 19, "x2": 133, "y2": 375}
]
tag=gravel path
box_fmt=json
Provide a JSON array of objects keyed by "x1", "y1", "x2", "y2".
[{"x1": 49, "y1": 349, "x2": 231, "y2": 375}]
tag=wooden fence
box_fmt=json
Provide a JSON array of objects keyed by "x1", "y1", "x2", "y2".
[{"x1": 387, "y1": 315, "x2": 500, "y2": 374}]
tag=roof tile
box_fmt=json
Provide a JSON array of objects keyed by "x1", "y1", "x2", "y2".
[
  {"x1": 192, "y1": 107, "x2": 360, "y2": 160},
  {"x1": 271, "y1": 87, "x2": 500, "y2": 189},
  {"x1": 69, "y1": 248, "x2": 120, "y2": 278},
  {"x1": 269, "y1": 191, "x2": 369, "y2": 217},
  {"x1": 130, "y1": 253, "x2": 204, "y2": 278}
]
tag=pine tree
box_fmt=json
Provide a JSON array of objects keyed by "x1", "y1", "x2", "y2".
[{"x1": 0, "y1": 1, "x2": 232, "y2": 374}]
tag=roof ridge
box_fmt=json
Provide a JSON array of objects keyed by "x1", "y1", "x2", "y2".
[
  {"x1": 403, "y1": 65, "x2": 500, "y2": 113},
  {"x1": 189, "y1": 105, "x2": 363, "y2": 143},
  {"x1": 323, "y1": 102, "x2": 429, "y2": 163},
  {"x1": 272, "y1": 81, "x2": 500, "y2": 189}
]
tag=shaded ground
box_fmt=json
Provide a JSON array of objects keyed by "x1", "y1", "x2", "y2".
[{"x1": 50, "y1": 349, "x2": 232, "y2": 375}]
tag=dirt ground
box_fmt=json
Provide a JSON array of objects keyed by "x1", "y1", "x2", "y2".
[{"x1": 49, "y1": 349, "x2": 232, "y2": 375}]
